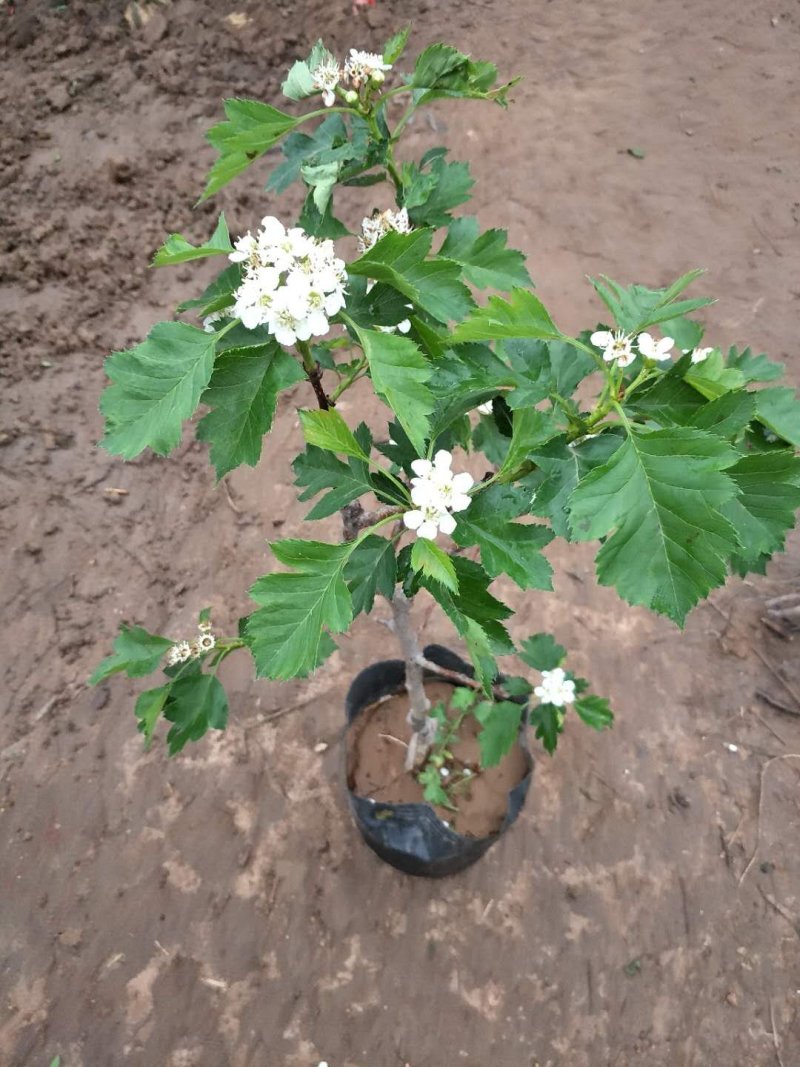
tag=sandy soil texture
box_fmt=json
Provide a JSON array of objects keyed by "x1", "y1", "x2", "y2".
[{"x1": 1, "y1": 0, "x2": 799, "y2": 1064}]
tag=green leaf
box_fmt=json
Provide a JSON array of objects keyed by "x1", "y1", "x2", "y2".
[
  {"x1": 410, "y1": 539, "x2": 459, "y2": 592},
  {"x1": 269, "y1": 116, "x2": 354, "y2": 194},
  {"x1": 451, "y1": 288, "x2": 561, "y2": 344},
  {"x1": 177, "y1": 262, "x2": 242, "y2": 317},
  {"x1": 348, "y1": 229, "x2": 473, "y2": 324},
  {"x1": 134, "y1": 684, "x2": 170, "y2": 743},
  {"x1": 351, "y1": 326, "x2": 434, "y2": 454},
  {"x1": 519, "y1": 632, "x2": 566, "y2": 671},
  {"x1": 344, "y1": 535, "x2": 396, "y2": 615},
  {"x1": 383, "y1": 25, "x2": 411, "y2": 64},
  {"x1": 726, "y1": 345, "x2": 783, "y2": 383},
  {"x1": 574, "y1": 694, "x2": 614, "y2": 731},
  {"x1": 246, "y1": 540, "x2": 354, "y2": 679},
  {"x1": 298, "y1": 188, "x2": 351, "y2": 239},
  {"x1": 754, "y1": 387, "x2": 800, "y2": 448},
  {"x1": 410, "y1": 44, "x2": 511, "y2": 105},
  {"x1": 201, "y1": 99, "x2": 300, "y2": 200},
  {"x1": 722, "y1": 451, "x2": 800, "y2": 574},
  {"x1": 477, "y1": 701, "x2": 523, "y2": 767},
  {"x1": 528, "y1": 703, "x2": 563, "y2": 754},
  {"x1": 403, "y1": 153, "x2": 474, "y2": 228},
  {"x1": 498, "y1": 407, "x2": 558, "y2": 480},
  {"x1": 196, "y1": 343, "x2": 304, "y2": 479},
  {"x1": 439, "y1": 217, "x2": 530, "y2": 291},
  {"x1": 684, "y1": 350, "x2": 745, "y2": 399},
  {"x1": 686, "y1": 391, "x2": 756, "y2": 440},
  {"x1": 293, "y1": 444, "x2": 374, "y2": 520},
  {"x1": 299, "y1": 408, "x2": 370, "y2": 460},
  {"x1": 418, "y1": 764, "x2": 454, "y2": 808},
  {"x1": 503, "y1": 338, "x2": 596, "y2": 408},
  {"x1": 90, "y1": 624, "x2": 172, "y2": 685},
  {"x1": 589, "y1": 271, "x2": 712, "y2": 334},
  {"x1": 281, "y1": 41, "x2": 331, "y2": 102},
  {"x1": 101, "y1": 322, "x2": 216, "y2": 459},
  {"x1": 452, "y1": 484, "x2": 553, "y2": 589},
  {"x1": 163, "y1": 674, "x2": 229, "y2": 755},
  {"x1": 152, "y1": 213, "x2": 232, "y2": 267},
  {"x1": 524, "y1": 432, "x2": 624, "y2": 539},
  {"x1": 569, "y1": 426, "x2": 741, "y2": 626},
  {"x1": 419, "y1": 556, "x2": 514, "y2": 654}
]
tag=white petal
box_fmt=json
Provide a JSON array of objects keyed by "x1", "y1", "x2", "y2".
[
  {"x1": 259, "y1": 216, "x2": 286, "y2": 244},
  {"x1": 657, "y1": 336, "x2": 674, "y2": 355},
  {"x1": 410, "y1": 459, "x2": 433, "y2": 478},
  {"x1": 590, "y1": 330, "x2": 612, "y2": 348},
  {"x1": 438, "y1": 512, "x2": 457, "y2": 536},
  {"x1": 397, "y1": 319, "x2": 411, "y2": 334},
  {"x1": 417, "y1": 520, "x2": 438, "y2": 540},
  {"x1": 403, "y1": 510, "x2": 423, "y2": 530},
  {"x1": 433, "y1": 450, "x2": 453, "y2": 470},
  {"x1": 449, "y1": 493, "x2": 472, "y2": 513},
  {"x1": 617, "y1": 350, "x2": 636, "y2": 368},
  {"x1": 451, "y1": 472, "x2": 474, "y2": 493},
  {"x1": 637, "y1": 332, "x2": 656, "y2": 358}
]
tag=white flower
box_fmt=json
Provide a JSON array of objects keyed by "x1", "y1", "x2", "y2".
[
  {"x1": 229, "y1": 232, "x2": 259, "y2": 266},
  {"x1": 196, "y1": 633, "x2": 216, "y2": 654},
  {"x1": 590, "y1": 329, "x2": 635, "y2": 368},
  {"x1": 476, "y1": 400, "x2": 494, "y2": 415},
  {"x1": 637, "y1": 332, "x2": 674, "y2": 362},
  {"x1": 410, "y1": 450, "x2": 474, "y2": 513},
  {"x1": 403, "y1": 503, "x2": 457, "y2": 541},
  {"x1": 267, "y1": 287, "x2": 313, "y2": 347},
  {"x1": 533, "y1": 667, "x2": 576, "y2": 708},
  {"x1": 311, "y1": 57, "x2": 341, "y2": 107},
  {"x1": 440, "y1": 767, "x2": 450, "y2": 778},
  {"x1": 344, "y1": 48, "x2": 391, "y2": 88},
  {"x1": 691, "y1": 346, "x2": 714, "y2": 364},
  {"x1": 169, "y1": 640, "x2": 193, "y2": 665},
  {"x1": 198, "y1": 620, "x2": 213, "y2": 634}
]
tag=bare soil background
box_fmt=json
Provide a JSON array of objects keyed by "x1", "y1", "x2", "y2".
[{"x1": 1, "y1": 1, "x2": 799, "y2": 1064}]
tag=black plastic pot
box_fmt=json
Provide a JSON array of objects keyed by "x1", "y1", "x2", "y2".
[{"x1": 344, "y1": 644, "x2": 534, "y2": 878}]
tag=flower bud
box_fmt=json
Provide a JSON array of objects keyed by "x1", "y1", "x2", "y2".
[
  {"x1": 370, "y1": 69, "x2": 385, "y2": 85},
  {"x1": 344, "y1": 89, "x2": 359, "y2": 104}
]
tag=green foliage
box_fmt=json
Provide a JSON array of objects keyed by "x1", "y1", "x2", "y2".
[
  {"x1": 497, "y1": 407, "x2": 558, "y2": 480},
  {"x1": 383, "y1": 25, "x2": 411, "y2": 64},
  {"x1": 351, "y1": 326, "x2": 434, "y2": 454},
  {"x1": 519, "y1": 632, "x2": 566, "y2": 671},
  {"x1": 503, "y1": 338, "x2": 596, "y2": 410},
  {"x1": 402, "y1": 150, "x2": 474, "y2": 227},
  {"x1": 451, "y1": 288, "x2": 561, "y2": 343},
  {"x1": 177, "y1": 262, "x2": 242, "y2": 317},
  {"x1": 101, "y1": 322, "x2": 216, "y2": 459},
  {"x1": 410, "y1": 539, "x2": 459, "y2": 592},
  {"x1": 574, "y1": 694, "x2": 614, "y2": 731},
  {"x1": 439, "y1": 217, "x2": 531, "y2": 291},
  {"x1": 569, "y1": 426, "x2": 741, "y2": 625},
  {"x1": 299, "y1": 408, "x2": 370, "y2": 460},
  {"x1": 528, "y1": 703, "x2": 563, "y2": 755},
  {"x1": 197, "y1": 343, "x2": 304, "y2": 479},
  {"x1": 589, "y1": 270, "x2": 713, "y2": 334},
  {"x1": 348, "y1": 229, "x2": 473, "y2": 324},
  {"x1": 726, "y1": 345, "x2": 783, "y2": 383},
  {"x1": 754, "y1": 387, "x2": 800, "y2": 447},
  {"x1": 451, "y1": 484, "x2": 553, "y2": 589},
  {"x1": 344, "y1": 535, "x2": 396, "y2": 615},
  {"x1": 723, "y1": 451, "x2": 800, "y2": 575},
  {"x1": 246, "y1": 540, "x2": 354, "y2": 679},
  {"x1": 163, "y1": 673, "x2": 229, "y2": 755},
  {"x1": 410, "y1": 43, "x2": 516, "y2": 106},
  {"x1": 152, "y1": 214, "x2": 232, "y2": 267},
  {"x1": 281, "y1": 41, "x2": 331, "y2": 102},
  {"x1": 134, "y1": 685, "x2": 170, "y2": 743},
  {"x1": 293, "y1": 443, "x2": 374, "y2": 520},
  {"x1": 90, "y1": 624, "x2": 172, "y2": 685},
  {"x1": 201, "y1": 99, "x2": 300, "y2": 200},
  {"x1": 475, "y1": 700, "x2": 524, "y2": 767}
]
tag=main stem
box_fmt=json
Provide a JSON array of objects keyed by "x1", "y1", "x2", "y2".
[
  {"x1": 390, "y1": 587, "x2": 437, "y2": 771},
  {"x1": 296, "y1": 339, "x2": 330, "y2": 410}
]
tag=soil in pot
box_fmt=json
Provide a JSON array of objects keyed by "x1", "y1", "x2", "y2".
[{"x1": 346, "y1": 680, "x2": 529, "y2": 837}]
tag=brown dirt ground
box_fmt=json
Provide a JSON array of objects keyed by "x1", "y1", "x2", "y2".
[{"x1": 2, "y1": 0, "x2": 800, "y2": 1064}]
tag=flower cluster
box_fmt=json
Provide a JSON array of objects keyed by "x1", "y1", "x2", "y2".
[
  {"x1": 590, "y1": 329, "x2": 674, "y2": 367},
  {"x1": 403, "y1": 450, "x2": 474, "y2": 541},
  {"x1": 165, "y1": 620, "x2": 216, "y2": 667},
  {"x1": 230, "y1": 217, "x2": 346, "y2": 346},
  {"x1": 310, "y1": 48, "x2": 392, "y2": 107},
  {"x1": 358, "y1": 206, "x2": 412, "y2": 254},
  {"x1": 533, "y1": 668, "x2": 576, "y2": 708}
]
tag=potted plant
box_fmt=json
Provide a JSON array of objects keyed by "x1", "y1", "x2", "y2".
[{"x1": 91, "y1": 30, "x2": 800, "y2": 877}]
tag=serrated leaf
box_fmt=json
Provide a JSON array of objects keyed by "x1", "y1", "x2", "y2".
[
  {"x1": 524, "y1": 432, "x2": 624, "y2": 539},
  {"x1": 519, "y1": 632, "x2": 566, "y2": 671},
  {"x1": 344, "y1": 535, "x2": 396, "y2": 615},
  {"x1": 383, "y1": 25, "x2": 411, "y2": 64},
  {"x1": 589, "y1": 271, "x2": 712, "y2": 334},
  {"x1": 477, "y1": 701, "x2": 523, "y2": 767},
  {"x1": 498, "y1": 407, "x2": 558, "y2": 480},
  {"x1": 246, "y1": 540, "x2": 353, "y2": 678},
  {"x1": 348, "y1": 229, "x2": 473, "y2": 324},
  {"x1": 528, "y1": 703, "x2": 562, "y2": 754},
  {"x1": 439, "y1": 217, "x2": 530, "y2": 291},
  {"x1": 90, "y1": 623, "x2": 172, "y2": 685},
  {"x1": 684, "y1": 350, "x2": 745, "y2": 399},
  {"x1": 299, "y1": 408, "x2": 369, "y2": 460},
  {"x1": 201, "y1": 99, "x2": 299, "y2": 200},
  {"x1": 410, "y1": 539, "x2": 459, "y2": 592},
  {"x1": 293, "y1": 438, "x2": 373, "y2": 520},
  {"x1": 177, "y1": 262, "x2": 242, "y2": 316},
  {"x1": 754, "y1": 387, "x2": 800, "y2": 448},
  {"x1": 451, "y1": 288, "x2": 561, "y2": 344},
  {"x1": 722, "y1": 451, "x2": 800, "y2": 575},
  {"x1": 686, "y1": 391, "x2": 755, "y2": 440},
  {"x1": 403, "y1": 154, "x2": 474, "y2": 228},
  {"x1": 574, "y1": 694, "x2": 614, "y2": 731},
  {"x1": 726, "y1": 345, "x2": 783, "y2": 383},
  {"x1": 134, "y1": 684, "x2": 170, "y2": 743},
  {"x1": 352, "y1": 326, "x2": 433, "y2": 454},
  {"x1": 419, "y1": 556, "x2": 514, "y2": 655},
  {"x1": 152, "y1": 213, "x2": 232, "y2": 267},
  {"x1": 410, "y1": 44, "x2": 509, "y2": 105},
  {"x1": 281, "y1": 42, "x2": 330, "y2": 103},
  {"x1": 298, "y1": 188, "x2": 351, "y2": 239},
  {"x1": 503, "y1": 338, "x2": 596, "y2": 408},
  {"x1": 569, "y1": 426, "x2": 741, "y2": 625},
  {"x1": 163, "y1": 674, "x2": 229, "y2": 755},
  {"x1": 101, "y1": 322, "x2": 216, "y2": 459},
  {"x1": 196, "y1": 344, "x2": 304, "y2": 479},
  {"x1": 452, "y1": 484, "x2": 553, "y2": 589}
]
